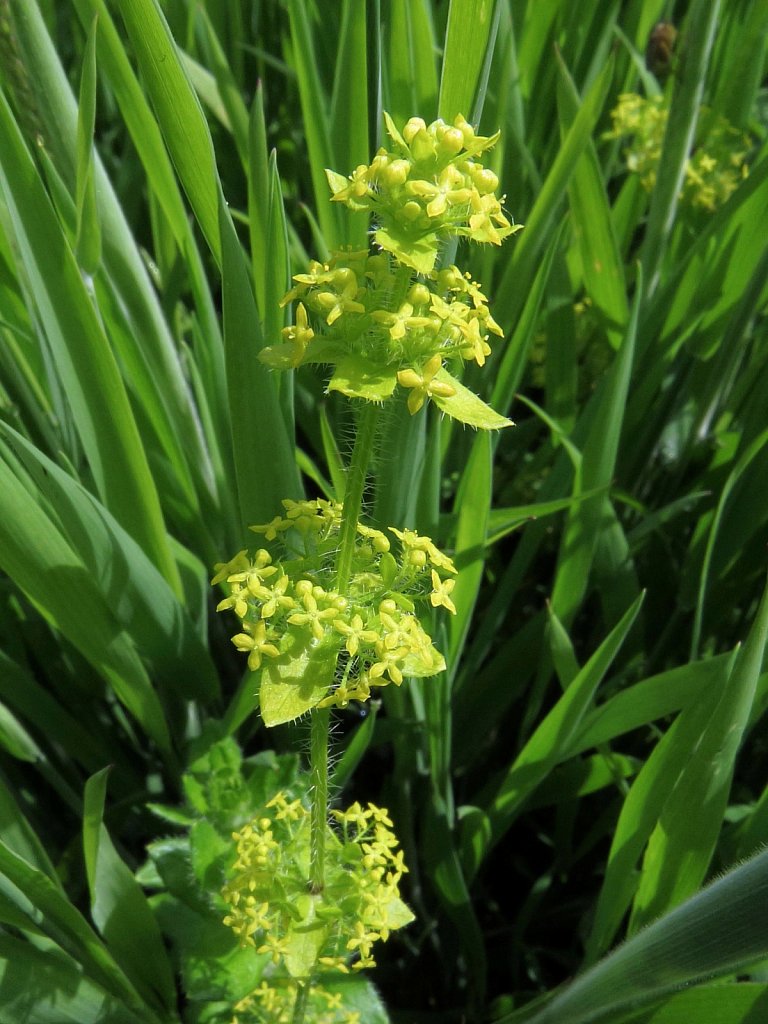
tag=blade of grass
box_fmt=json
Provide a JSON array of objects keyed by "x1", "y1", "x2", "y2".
[
  {"x1": 502, "y1": 845, "x2": 768, "y2": 1024},
  {"x1": 74, "y1": 16, "x2": 101, "y2": 275},
  {"x1": 386, "y1": 0, "x2": 438, "y2": 125},
  {"x1": 0, "y1": 932, "x2": 150, "y2": 1024},
  {"x1": 0, "y1": 88, "x2": 181, "y2": 596},
  {"x1": 495, "y1": 54, "x2": 615, "y2": 336},
  {"x1": 691, "y1": 425, "x2": 768, "y2": 660},
  {"x1": 329, "y1": 0, "x2": 369, "y2": 250},
  {"x1": 584, "y1": 653, "x2": 733, "y2": 962},
  {"x1": 438, "y1": 0, "x2": 500, "y2": 123},
  {"x1": 114, "y1": 0, "x2": 222, "y2": 262},
  {"x1": 219, "y1": 195, "x2": 302, "y2": 537},
  {"x1": 285, "y1": 0, "x2": 339, "y2": 247},
  {"x1": 83, "y1": 768, "x2": 176, "y2": 1016},
  {"x1": 550, "y1": 264, "x2": 641, "y2": 627},
  {"x1": 0, "y1": 840, "x2": 162, "y2": 1021},
  {"x1": 630, "y1": 574, "x2": 768, "y2": 931},
  {"x1": 248, "y1": 83, "x2": 270, "y2": 315},
  {"x1": 466, "y1": 592, "x2": 644, "y2": 879},
  {"x1": 448, "y1": 431, "x2": 492, "y2": 670},
  {"x1": 638, "y1": 0, "x2": 721, "y2": 298},
  {"x1": 557, "y1": 52, "x2": 628, "y2": 349},
  {"x1": 0, "y1": 455, "x2": 174, "y2": 760},
  {"x1": 1, "y1": 423, "x2": 219, "y2": 702}
]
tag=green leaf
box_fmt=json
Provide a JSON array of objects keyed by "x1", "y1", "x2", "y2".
[
  {"x1": 316, "y1": 973, "x2": 391, "y2": 1024},
  {"x1": 0, "y1": 88, "x2": 181, "y2": 596},
  {"x1": 75, "y1": 16, "x2": 101, "y2": 274},
  {"x1": 259, "y1": 636, "x2": 338, "y2": 727},
  {"x1": 495, "y1": 54, "x2": 615, "y2": 333},
  {"x1": 550, "y1": 263, "x2": 641, "y2": 627},
  {"x1": 639, "y1": 0, "x2": 723, "y2": 296},
  {"x1": 0, "y1": 933, "x2": 148, "y2": 1024},
  {"x1": 584, "y1": 656, "x2": 732, "y2": 963},
  {"x1": 449, "y1": 431, "x2": 492, "y2": 668},
  {"x1": 83, "y1": 768, "x2": 176, "y2": 1015},
  {"x1": 329, "y1": 0, "x2": 370, "y2": 249},
  {"x1": 620, "y1": 982, "x2": 768, "y2": 1024},
  {"x1": 468, "y1": 593, "x2": 644, "y2": 879},
  {"x1": 219, "y1": 196, "x2": 302, "y2": 537},
  {"x1": 284, "y1": 915, "x2": 327, "y2": 979},
  {"x1": 387, "y1": 0, "x2": 438, "y2": 126},
  {"x1": 328, "y1": 357, "x2": 398, "y2": 401},
  {"x1": 631, "y1": 574, "x2": 768, "y2": 930},
  {"x1": 0, "y1": 840, "x2": 154, "y2": 1018},
  {"x1": 432, "y1": 368, "x2": 513, "y2": 430},
  {"x1": 557, "y1": 52, "x2": 627, "y2": 349},
  {"x1": 114, "y1": 0, "x2": 222, "y2": 262},
  {"x1": 286, "y1": 0, "x2": 340, "y2": 247},
  {"x1": 0, "y1": 456, "x2": 173, "y2": 758},
  {"x1": 0, "y1": 702, "x2": 42, "y2": 764},
  {"x1": 506, "y1": 846, "x2": 768, "y2": 1024},
  {"x1": 1, "y1": 423, "x2": 219, "y2": 702},
  {"x1": 0, "y1": 777, "x2": 57, "y2": 877},
  {"x1": 438, "y1": 0, "x2": 500, "y2": 122},
  {"x1": 373, "y1": 222, "x2": 440, "y2": 274}
]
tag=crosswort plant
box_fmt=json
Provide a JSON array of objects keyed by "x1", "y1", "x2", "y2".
[{"x1": 212, "y1": 112, "x2": 518, "y2": 1021}]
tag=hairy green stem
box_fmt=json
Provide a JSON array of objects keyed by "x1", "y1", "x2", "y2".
[
  {"x1": 307, "y1": 401, "x2": 379, "y2": 897},
  {"x1": 309, "y1": 705, "x2": 330, "y2": 893},
  {"x1": 335, "y1": 401, "x2": 380, "y2": 593},
  {"x1": 291, "y1": 980, "x2": 309, "y2": 1024}
]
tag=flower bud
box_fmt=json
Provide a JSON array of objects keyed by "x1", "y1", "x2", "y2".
[
  {"x1": 331, "y1": 267, "x2": 357, "y2": 289},
  {"x1": 437, "y1": 267, "x2": 464, "y2": 292},
  {"x1": 403, "y1": 117, "x2": 426, "y2": 144},
  {"x1": 314, "y1": 291, "x2": 338, "y2": 312},
  {"x1": 407, "y1": 283, "x2": 431, "y2": 307},
  {"x1": 369, "y1": 153, "x2": 389, "y2": 180},
  {"x1": 454, "y1": 114, "x2": 476, "y2": 145},
  {"x1": 410, "y1": 129, "x2": 437, "y2": 163},
  {"x1": 401, "y1": 200, "x2": 423, "y2": 222},
  {"x1": 472, "y1": 167, "x2": 499, "y2": 194},
  {"x1": 381, "y1": 158, "x2": 410, "y2": 188},
  {"x1": 439, "y1": 127, "x2": 465, "y2": 155}
]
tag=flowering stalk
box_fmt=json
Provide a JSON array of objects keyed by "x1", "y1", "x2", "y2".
[
  {"x1": 335, "y1": 403, "x2": 380, "y2": 594},
  {"x1": 309, "y1": 706, "x2": 330, "y2": 894},
  {"x1": 213, "y1": 112, "x2": 519, "y2": 1019}
]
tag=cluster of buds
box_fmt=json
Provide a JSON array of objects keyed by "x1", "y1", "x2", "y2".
[
  {"x1": 260, "y1": 249, "x2": 504, "y2": 417},
  {"x1": 222, "y1": 792, "x2": 413, "y2": 978},
  {"x1": 607, "y1": 93, "x2": 750, "y2": 211},
  {"x1": 232, "y1": 982, "x2": 360, "y2": 1024},
  {"x1": 212, "y1": 499, "x2": 456, "y2": 725},
  {"x1": 327, "y1": 113, "x2": 519, "y2": 272},
  {"x1": 257, "y1": 112, "x2": 517, "y2": 429}
]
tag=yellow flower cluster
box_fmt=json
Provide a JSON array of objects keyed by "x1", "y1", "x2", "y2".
[
  {"x1": 212, "y1": 500, "x2": 455, "y2": 709},
  {"x1": 232, "y1": 981, "x2": 360, "y2": 1024},
  {"x1": 222, "y1": 792, "x2": 413, "y2": 978},
  {"x1": 328, "y1": 113, "x2": 519, "y2": 267},
  {"x1": 608, "y1": 93, "x2": 750, "y2": 211},
  {"x1": 260, "y1": 249, "x2": 503, "y2": 392},
  {"x1": 258, "y1": 113, "x2": 516, "y2": 429}
]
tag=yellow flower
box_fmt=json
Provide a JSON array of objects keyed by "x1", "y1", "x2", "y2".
[
  {"x1": 279, "y1": 301, "x2": 314, "y2": 363},
  {"x1": 430, "y1": 570, "x2": 457, "y2": 614},
  {"x1": 397, "y1": 354, "x2": 456, "y2": 414},
  {"x1": 371, "y1": 301, "x2": 434, "y2": 341},
  {"x1": 334, "y1": 614, "x2": 380, "y2": 656},
  {"x1": 231, "y1": 621, "x2": 281, "y2": 671},
  {"x1": 405, "y1": 165, "x2": 472, "y2": 218}
]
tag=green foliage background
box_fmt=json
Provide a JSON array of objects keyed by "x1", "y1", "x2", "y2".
[{"x1": 0, "y1": 0, "x2": 767, "y2": 1022}]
